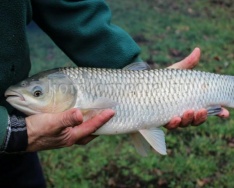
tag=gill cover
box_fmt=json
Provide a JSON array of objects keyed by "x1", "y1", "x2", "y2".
[{"x1": 45, "y1": 71, "x2": 77, "y2": 113}]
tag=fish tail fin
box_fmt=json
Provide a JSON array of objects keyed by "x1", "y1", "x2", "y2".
[{"x1": 207, "y1": 105, "x2": 222, "y2": 116}]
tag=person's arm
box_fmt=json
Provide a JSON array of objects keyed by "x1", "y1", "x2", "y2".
[
  {"x1": 31, "y1": 0, "x2": 140, "y2": 68},
  {"x1": 0, "y1": 107, "x2": 28, "y2": 153}
]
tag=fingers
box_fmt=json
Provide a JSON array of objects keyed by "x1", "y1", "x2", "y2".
[
  {"x1": 164, "y1": 117, "x2": 181, "y2": 129},
  {"x1": 192, "y1": 109, "x2": 207, "y2": 126},
  {"x1": 181, "y1": 110, "x2": 194, "y2": 127},
  {"x1": 168, "y1": 47, "x2": 201, "y2": 69},
  {"x1": 165, "y1": 108, "x2": 207, "y2": 129},
  {"x1": 71, "y1": 109, "x2": 115, "y2": 141},
  {"x1": 58, "y1": 108, "x2": 83, "y2": 128},
  {"x1": 217, "y1": 108, "x2": 229, "y2": 118}
]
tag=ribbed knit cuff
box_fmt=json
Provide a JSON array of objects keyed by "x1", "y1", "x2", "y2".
[{"x1": 0, "y1": 115, "x2": 28, "y2": 153}]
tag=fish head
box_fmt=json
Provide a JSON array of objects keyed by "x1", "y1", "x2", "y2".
[{"x1": 5, "y1": 69, "x2": 77, "y2": 115}]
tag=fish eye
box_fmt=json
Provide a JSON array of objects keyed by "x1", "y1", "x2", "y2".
[
  {"x1": 32, "y1": 86, "x2": 43, "y2": 97},
  {"x1": 34, "y1": 90, "x2": 42, "y2": 97}
]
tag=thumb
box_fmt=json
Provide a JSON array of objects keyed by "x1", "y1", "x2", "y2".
[
  {"x1": 168, "y1": 47, "x2": 201, "y2": 69},
  {"x1": 57, "y1": 108, "x2": 83, "y2": 128}
]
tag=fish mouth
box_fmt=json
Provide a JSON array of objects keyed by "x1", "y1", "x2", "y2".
[{"x1": 5, "y1": 90, "x2": 25, "y2": 101}]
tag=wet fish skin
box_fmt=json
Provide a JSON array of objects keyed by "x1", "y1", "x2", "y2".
[
  {"x1": 61, "y1": 67, "x2": 233, "y2": 133},
  {"x1": 5, "y1": 65, "x2": 234, "y2": 156}
]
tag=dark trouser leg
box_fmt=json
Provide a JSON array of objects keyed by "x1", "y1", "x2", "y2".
[{"x1": 0, "y1": 152, "x2": 46, "y2": 188}]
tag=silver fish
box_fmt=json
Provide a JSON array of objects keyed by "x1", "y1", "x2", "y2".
[{"x1": 5, "y1": 63, "x2": 234, "y2": 156}]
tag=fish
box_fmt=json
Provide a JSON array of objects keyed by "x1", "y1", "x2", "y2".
[{"x1": 4, "y1": 62, "x2": 234, "y2": 156}]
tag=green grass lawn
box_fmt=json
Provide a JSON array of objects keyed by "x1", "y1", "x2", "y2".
[{"x1": 27, "y1": 1, "x2": 234, "y2": 187}]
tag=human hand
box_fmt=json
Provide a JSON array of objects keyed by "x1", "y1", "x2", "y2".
[
  {"x1": 164, "y1": 47, "x2": 229, "y2": 129},
  {"x1": 25, "y1": 108, "x2": 115, "y2": 152}
]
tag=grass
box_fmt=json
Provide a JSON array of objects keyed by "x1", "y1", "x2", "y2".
[{"x1": 27, "y1": 0, "x2": 234, "y2": 187}]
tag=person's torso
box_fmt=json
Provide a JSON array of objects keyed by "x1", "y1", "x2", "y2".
[{"x1": 0, "y1": 0, "x2": 32, "y2": 103}]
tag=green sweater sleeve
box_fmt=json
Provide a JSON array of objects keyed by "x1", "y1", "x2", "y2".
[
  {"x1": 31, "y1": 0, "x2": 140, "y2": 68},
  {"x1": 0, "y1": 106, "x2": 9, "y2": 147}
]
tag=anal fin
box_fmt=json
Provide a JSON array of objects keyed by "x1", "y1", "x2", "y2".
[
  {"x1": 139, "y1": 128, "x2": 167, "y2": 155},
  {"x1": 130, "y1": 132, "x2": 150, "y2": 157}
]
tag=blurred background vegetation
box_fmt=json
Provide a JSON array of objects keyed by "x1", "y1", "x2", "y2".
[{"x1": 27, "y1": 0, "x2": 234, "y2": 187}]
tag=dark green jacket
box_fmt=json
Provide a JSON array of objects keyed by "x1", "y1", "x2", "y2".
[{"x1": 0, "y1": 0, "x2": 140, "y2": 147}]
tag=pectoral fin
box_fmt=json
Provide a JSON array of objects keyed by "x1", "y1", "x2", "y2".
[
  {"x1": 139, "y1": 128, "x2": 167, "y2": 155},
  {"x1": 130, "y1": 132, "x2": 151, "y2": 157},
  {"x1": 77, "y1": 97, "x2": 118, "y2": 110}
]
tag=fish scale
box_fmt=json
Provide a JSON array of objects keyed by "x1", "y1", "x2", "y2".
[
  {"x1": 59, "y1": 67, "x2": 234, "y2": 135},
  {"x1": 5, "y1": 64, "x2": 234, "y2": 156}
]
